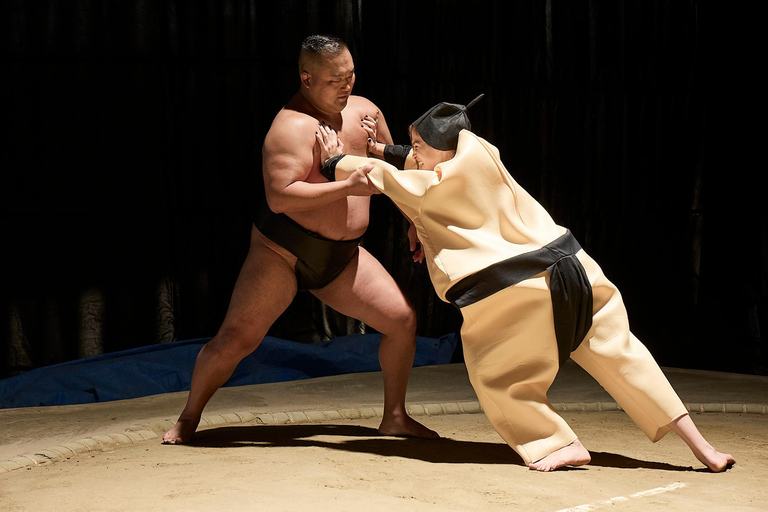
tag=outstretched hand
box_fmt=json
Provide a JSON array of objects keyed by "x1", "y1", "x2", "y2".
[
  {"x1": 408, "y1": 222, "x2": 425, "y2": 263},
  {"x1": 316, "y1": 122, "x2": 344, "y2": 165},
  {"x1": 348, "y1": 164, "x2": 381, "y2": 197},
  {"x1": 362, "y1": 110, "x2": 379, "y2": 155}
]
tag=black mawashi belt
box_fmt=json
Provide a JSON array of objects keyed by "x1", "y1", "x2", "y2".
[
  {"x1": 446, "y1": 230, "x2": 593, "y2": 365},
  {"x1": 258, "y1": 212, "x2": 361, "y2": 291}
]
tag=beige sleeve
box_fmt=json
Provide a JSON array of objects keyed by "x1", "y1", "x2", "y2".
[
  {"x1": 403, "y1": 149, "x2": 418, "y2": 170},
  {"x1": 332, "y1": 155, "x2": 437, "y2": 219}
]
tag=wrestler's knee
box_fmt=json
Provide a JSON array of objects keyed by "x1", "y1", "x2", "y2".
[
  {"x1": 381, "y1": 301, "x2": 418, "y2": 338},
  {"x1": 208, "y1": 323, "x2": 266, "y2": 359}
]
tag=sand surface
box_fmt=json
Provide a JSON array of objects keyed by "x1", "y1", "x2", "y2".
[{"x1": 1, "y1": 411, "x2": 763, "y2": 512}]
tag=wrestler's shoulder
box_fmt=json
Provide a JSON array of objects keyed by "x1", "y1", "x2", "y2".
[
  {"x1": 347, "y1": 94, "x2": 377, "y2": 107},
  {"x1": 344, "y1": 95, "x2": 380, "y2": 114},
  {"x1": 266, "y1": 108, "x2": 319, "y2": 140}
]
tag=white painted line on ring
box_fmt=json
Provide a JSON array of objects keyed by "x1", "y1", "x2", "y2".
[{"x1": 554, "y1": 482, "x2": 687, "y2": 512}]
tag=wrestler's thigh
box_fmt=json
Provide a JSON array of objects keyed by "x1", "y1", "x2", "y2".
[
  {"x1": 217, "y1": 227, "x2": 298, "y2": 342},
  {"x1": 310, "y1": 247, "x2": 414, "y2": 334}
]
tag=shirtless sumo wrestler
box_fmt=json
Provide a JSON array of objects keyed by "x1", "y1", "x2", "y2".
[{"x1": 163, "y1": 35, "x2": 438, "y2": 444}]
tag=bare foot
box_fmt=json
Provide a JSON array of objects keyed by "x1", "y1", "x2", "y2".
[
  {"x1": 695, "y1": 444, "x2": 736, "y2": 472},
  {"x1": 528, "y1": 439, "x2": 591, "y2": 472},
  {"x1": 667, "y1": 414, "x2": 735, "y2": 472},
  {"x1": 162, "y1": 417, "x2": 200, "y2": 445},
  {"x1": 378, "y1": 412, "x2": 440, "y2": 439}
]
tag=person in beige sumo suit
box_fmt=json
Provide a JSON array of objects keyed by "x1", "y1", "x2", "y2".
[{"x1": 316, "y1": 95, "x2": 735, "y2": 472}]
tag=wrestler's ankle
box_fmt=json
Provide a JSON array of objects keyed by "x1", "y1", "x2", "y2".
[
  {"x1": 177, "y1": 412, "x2": 202, "y2": 424},
  {"x1": 382, "y1": 406, "x2": 409, "y2": 421}
]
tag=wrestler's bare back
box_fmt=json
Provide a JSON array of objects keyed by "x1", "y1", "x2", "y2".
[{"x1": 262, "y1": 93, "x2": 388, "y2": 241}]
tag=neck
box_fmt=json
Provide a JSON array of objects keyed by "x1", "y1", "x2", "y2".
[{"x1": 298, "y1": 89, "x2": 339, "y2": 119}]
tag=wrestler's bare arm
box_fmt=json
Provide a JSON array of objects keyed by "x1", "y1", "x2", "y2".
[
  {"x1": 359, "y1": 107, "x2": 422, "y2": 259},
  {"x1": 263, "y1": 116, "x2": 377, "y2": 214}
]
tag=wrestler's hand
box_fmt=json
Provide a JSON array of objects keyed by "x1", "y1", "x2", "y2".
[
  {"x1": 362, "y1": 110, "x2": 379, "y2": 156},
  {"x1": 408, "y1": 221, "x2": 425, "y2": 263},
  {"x1": 316, "y1": 122, "x2": 344, "y2": 165},
  {"x1": 347, "y1": 164, "x2": 381, "y2": 196}
]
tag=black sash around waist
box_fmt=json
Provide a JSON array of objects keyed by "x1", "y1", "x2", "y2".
[
  {"x1": 446, "y1": 230, "x2": 593, "y2": 365},
  {"x1": 257, "y1": 212, "x2": 362, "y2": 291}
]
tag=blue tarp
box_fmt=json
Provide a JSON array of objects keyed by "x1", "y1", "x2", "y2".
[{"x1": 0, "y1": 333, "x2": 458, "y2": 409}]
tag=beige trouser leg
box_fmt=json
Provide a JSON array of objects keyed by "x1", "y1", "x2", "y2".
[
  {"x1": 460, "y1": 272, "x2": 576, "y2": 465},
  {"x1": 571, "y1": 251, "x2": 688, "y2": 442},
  {"x1": 459, "y1": 253, "x2": 688, "y2": 465}
]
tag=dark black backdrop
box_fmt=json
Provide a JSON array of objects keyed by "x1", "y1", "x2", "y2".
[{"x1": 2, "y1": 0, "x2": 765, "y2": 378}]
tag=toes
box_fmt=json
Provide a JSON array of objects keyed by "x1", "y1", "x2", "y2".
[{"x1": 162, "y1": 431, "x2": 185, "y2": 445}]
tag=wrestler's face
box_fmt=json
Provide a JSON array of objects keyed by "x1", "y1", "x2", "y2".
[
  {"x1": 410, "y1": 127, "x2": 455, "y2": 171},
  {"x1": 301, "y1": 48, "x2": 356, "y2": 115}
]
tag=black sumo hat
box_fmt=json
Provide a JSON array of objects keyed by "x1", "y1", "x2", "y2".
[{"x1": 411, "y1": 94, "x2": 484, "y2": 151}]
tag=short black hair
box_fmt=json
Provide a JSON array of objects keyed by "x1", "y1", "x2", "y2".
[
  {"x1": 300, "y1": 34, "x2": 347, "y2": 56},
  {"x1": 299, "y1": 34, "x2": 348, "y2": 74}
]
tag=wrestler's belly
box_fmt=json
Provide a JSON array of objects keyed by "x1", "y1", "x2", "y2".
[{"x1": 286, "y1": 196, "x2": 370, "y2": 240}]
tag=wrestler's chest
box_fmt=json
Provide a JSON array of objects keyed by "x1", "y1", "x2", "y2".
[{"x1": 337, "y1": 119, "x2": 369, "y2": 155}]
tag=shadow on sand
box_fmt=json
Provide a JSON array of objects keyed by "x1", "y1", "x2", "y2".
[{"x1": 184, "y1": 423, "x2": 694, "y2": 471}]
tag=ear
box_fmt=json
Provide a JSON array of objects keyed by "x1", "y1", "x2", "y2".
[{"x1": 301, "y1": 72, "x2": 311, "y2": 89}]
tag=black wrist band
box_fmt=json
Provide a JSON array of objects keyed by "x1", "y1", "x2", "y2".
[
  {"x1": 383, "y1": 144, "x2": 412, "y2": 169},
  {"x1": 321, "y1": 155, "x2": 346, "y2": 182}
]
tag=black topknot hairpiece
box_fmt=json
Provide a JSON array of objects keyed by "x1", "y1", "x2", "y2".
[{"x1": 411, "y1": 94, "x2": 484, "y2": 150}]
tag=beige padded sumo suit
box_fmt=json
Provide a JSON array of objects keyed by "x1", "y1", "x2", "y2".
[{"x1": 331, "y1": 130, "x2": 688, "y2": 465}]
